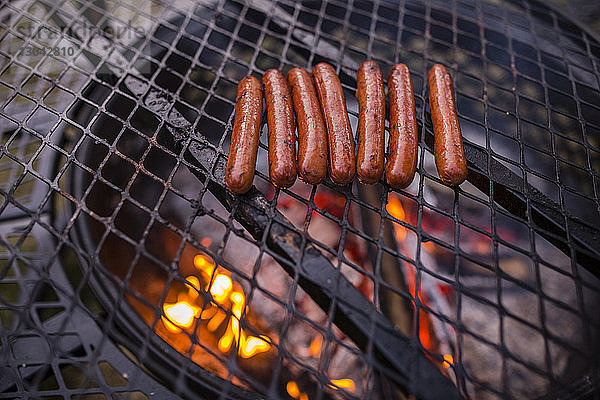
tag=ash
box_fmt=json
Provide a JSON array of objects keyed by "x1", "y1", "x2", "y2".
[{"x1": 413, "y1": 173, "x2": 600, "y2": 400}]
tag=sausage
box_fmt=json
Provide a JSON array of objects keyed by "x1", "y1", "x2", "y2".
[
  {"x1": 312, "y1": 62, "x2": 355, "y2": 186},
  {"x1": 263, "y1": 69, "x2": 297, "y2": 188},
  {"x1": 386, "y1": 63, "x2": 418, "y2": 189},
  {"x1": 356, "y1": 61, "x2": 385, "y2": 184},
  {"x1": 225, "y1": 76, "x2": 263, "y2": 194},
  {"x1": 287, "y1": 67, "x2": 328, "y2": 185},
  {"x1": 428, "y1": 64, "x2": 468, "y2": 186}
]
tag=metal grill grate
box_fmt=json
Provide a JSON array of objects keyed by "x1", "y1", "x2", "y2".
[{"x1": 0, "y1": 0, "x2": 599, "y2": 399}]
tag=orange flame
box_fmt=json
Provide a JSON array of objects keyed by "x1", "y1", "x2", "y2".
[
  {"x1": 286, "y1": 381, "x2": 300, "y2": 398},
  {"x1": 422, "y1": 240, "x2": 435, "y2": 252},
  {"x1": 210, "y1": 274, "x2": 233, "y2": 303},
  {"x1": 329, "y1": 378, "x2": 356, "y2": 391},
  {"x1": 194, "y1": 254, "x2": 215, "y2": 277},
  {"x1": 185, "y1": 276, "x2": 201, "y2": 300},
  {"x1": 217, "y1": 290, "x2": 271, "y2": 358},
  {"x1": 286, "y1": 381, "x2": 309, "y2": 400},
  {"x1": 387, "y1": 196, "x2": 438, "y2": 353},
  {"x1": 443, "y1": 353, "x2": 454, "y2": 367},
  {"x1": 218, "y1": 291, "x2": 243, "y2": 352},
  {"x1": 218, "y1": 324, "x2": 235, "y2": 352},
  {"x1": 309, "y1": 336, "x2": 322, "y2": 357},
  {"x1": 159, "y1": 252, "x2": 272, "y2": 359},
  {"x1": 240, "y1": 336, "x2": 270, "y2": 358},
  {"x1": 206, "y1": 308, "x2": 226, "y2": 331},
  {"x1": 386, "y1": 196, "x2": 407, "y2": 241},
  {"x1": 163, "y1": 302, "x2": 198, "y2": 331}
]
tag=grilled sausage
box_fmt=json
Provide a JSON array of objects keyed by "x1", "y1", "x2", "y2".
[
  {"x1": 287, "y1": 67, "x2": 327, "y2": 185},
  {"x1": 225, "y1": 76, "x2": 263, "y2": 194},
  {"x1": 428, "y1": 64, "x2": 468, "y2": 186},
  {"x1": 386, "y1": 63, "x2": 418, "y2": 189},
  {"x1": 263, "y1": 69, "x2": 297, "y2": 188},
  {"x1": 312, "y1": 62, "x2": 355, "y2": 185},
  {"x1": 356, "y1": 61, "x2": 386, "y2": 185}
]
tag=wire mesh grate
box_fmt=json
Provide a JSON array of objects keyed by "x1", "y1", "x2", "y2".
[{"x1": 0, "y1": 0, "x2": 599, "y2": 399}]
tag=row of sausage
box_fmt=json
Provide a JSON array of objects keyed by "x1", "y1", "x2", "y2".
[{"x1": 225, "y1": 61, "x2": 467, "y2": 194}]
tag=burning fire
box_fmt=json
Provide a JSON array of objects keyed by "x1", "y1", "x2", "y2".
[
  {"x1": 155, "y1": 191, "x2": 364, "y2": 396},
  {"x1": 163, "y1": 302, "x2": 197, "y2": 331},
  {"x1": 308, "y1": 336, "x2": 322, "y2": 357},
  {"x1": 329, "y1": 378, "x2": 356, "y2": 391},
  {"x1": 286, "y1": 381, "x2": 308, "y2": 400},
  {"x1": 386, "y1": 195, "x2": 448, "y2": 363},
  {"x1": 443, "y1": 353, "x2": 454, "y2": 368},
  {"x1": 160, "y1": 252, "x2": 271, "y2": 359},
  {"x1": 387, "y1": 195, "x2": 407, "y2": 241},
  {"x1": 286, "y1": 377, "x2": 356, "y2": 399}
]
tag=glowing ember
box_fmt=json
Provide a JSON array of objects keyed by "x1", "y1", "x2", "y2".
[
  {"x1": 163, "y1": 302, "x2": 197, "y2": 330},
  {"x1": 329, "y1": 378, "x2": 356, "y2": 391},
  {"x1": 443, "y1": 353, "x2": 454, "y2": 367}
]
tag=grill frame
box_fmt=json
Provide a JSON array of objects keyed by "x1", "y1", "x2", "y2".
[{"x1": 0, "y1": 0, "x2": 599, "y2": 399}]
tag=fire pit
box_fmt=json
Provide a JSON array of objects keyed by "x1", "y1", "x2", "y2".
[
  {"x1": 71, "y1": 110, "x2": 372, "y2": 398},
  {"x1": 0, "y1": 0, "x2": 599, "y2": 399}
]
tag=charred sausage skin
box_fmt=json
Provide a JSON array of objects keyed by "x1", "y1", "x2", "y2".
[
  {"x1": 356, "y1": 61, "x2": 386, "y2": 185},
  {"x1": 263, "y1": 69, "x2": 297, "y2": 188},
  {"x1": 287, "y1": 67, "x2": 327, "y2": 185},
  {"x1": 428, "y1": 64, "x2": 468, "y2": 186},
  {"x1": 225, "y1": 76, "x2": 263, "y2": 194},
  {"x1": 312, "y1": 62, "x2": 355, "y2": 186},
  {"x1": 386, "y1": 63, "x2": 418, "y2": 189}
]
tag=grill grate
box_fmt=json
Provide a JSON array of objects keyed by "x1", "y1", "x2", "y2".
[{"x1": 0, "y1": 0, "x2": 599, "y2": 399}]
